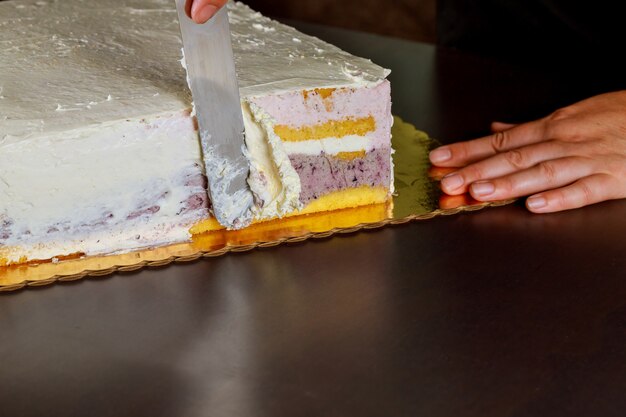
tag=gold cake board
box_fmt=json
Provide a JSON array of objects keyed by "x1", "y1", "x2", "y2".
[{"x1": 0, "y1": 117, "x2": 515, "y2": 292}]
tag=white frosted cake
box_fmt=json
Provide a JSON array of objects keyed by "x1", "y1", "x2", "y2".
[{"x1": 0, "y1": 0, "x2": 393, "y2": 265}]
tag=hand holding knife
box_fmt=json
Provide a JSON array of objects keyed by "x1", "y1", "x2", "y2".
[{"x1": 185, "y1": 0, "x2": 228, "y2": 24}]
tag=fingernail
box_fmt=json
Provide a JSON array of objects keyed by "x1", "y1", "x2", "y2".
[
  {"x1": 192, "y1": 3, "x2": 218, "y2": 23},
  {"x1": 527, "y1": 196, "x2": 547, "y2": 210},
  {"x1": 442, "y1": 173, "x2": 464, "y2": 191},
  {"x1": 429, "y1": 148, "x2": 452, "y2": 164},
  {"x1": 470, "y1": 181, "x2": 495, "y2": 197}
]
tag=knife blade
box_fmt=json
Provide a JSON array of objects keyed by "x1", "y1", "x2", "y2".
[{"x1": 175, "y1": 1, "x2": 254, "y2": 230}]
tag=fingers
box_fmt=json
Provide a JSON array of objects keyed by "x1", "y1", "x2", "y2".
[
  {"x1": 438, "y1": 193, "x2": 479, "y2": 210},
  {"x1": 526, "y1": 174, "x2": 620, "y2": 213},
  {"x1": 429, "y1": 92, "x2": 626, "y2": 213},
  {"x1": 428, "y1": 165, "x2": 455, "y2": 181},
  {"x1": 466, "y1": 157, "x2": 597, "y2": 201},
  {"x1": 429, "y1": 119, "x2": 546, "y2": 167},
  {"x1": 440, "y1": 140, "x2": 572, "y2": 194},
  {"x1": 491, "y1": 121, "x2": 517, "y2": 132},
  {"x1": 185, "y1": 0, "x2": 228, "y2": 24}
]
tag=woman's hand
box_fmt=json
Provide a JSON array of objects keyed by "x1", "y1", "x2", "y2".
[
  {"x1": 185, "y1": 0, "x2": 228, "y2": 24},
  {"x1": 429, "y1": 91, "x2": 626, "y2": 213}
]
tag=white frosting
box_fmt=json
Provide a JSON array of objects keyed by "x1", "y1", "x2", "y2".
[
  {"x1": 229, "y1": 3, "x2": 390, "y2": 97},
  {"x1": 282, "y1": 135, "x2": 378, "y2": 156},
  {"x1": 244, "y1": 102, "x2": 302, "y2": 219},
  {"x1": 0, "y1": 115, "x2": 199, "y2": 225},
  {"x1": 0, "y1": 0, "x2": 389, "y2": 143},
  {"x1": 0, "y1": 112, "x2": 208, "y2": 261}
]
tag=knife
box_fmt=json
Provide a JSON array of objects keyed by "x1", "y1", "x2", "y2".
[{"x1": 175, "y1": 1, "x2": 254, "y2": 230}]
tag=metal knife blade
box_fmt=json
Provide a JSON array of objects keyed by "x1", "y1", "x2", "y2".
[{"x1": 175, "y1": 1, "x2": 253, "y2": 230}]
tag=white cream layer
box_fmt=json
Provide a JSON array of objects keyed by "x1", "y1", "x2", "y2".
[
  {"x1": 281, "y1": 135, "x2": 379, "y2": 156},
  {"x1": 0, "y1": 112, "x2": 207, "y2": 262}
]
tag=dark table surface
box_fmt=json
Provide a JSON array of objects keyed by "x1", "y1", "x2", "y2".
[{"x1": 2, "y1": 24, "x2": 626, "y2": 417}]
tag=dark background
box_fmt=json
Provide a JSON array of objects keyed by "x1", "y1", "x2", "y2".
[{"x1": 245, "y1": 0, "x2": 437, "y2": 43}]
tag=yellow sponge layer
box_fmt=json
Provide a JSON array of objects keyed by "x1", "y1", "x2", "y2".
[
  {"x1": 274, "y1": 116, "x2": 376, "y2": 142},
  {"x1": 294, "y1": 186, "x2": 389, "y2": 217},
  {"x1": 336, "y1": 150, "x2": 366, "y2": 160},
  {"x1": 189, "y1": 186, "x2": 390, "y2": 235},
  {"x1": 189, "y1": 200, "x2": 392, "y2": 251},
  {"x1": 189, "y1": 217, "x2": 223, "y2": 235},
  {"x1": 302, "y1": 88, "x2": 337, "y2": 101}
]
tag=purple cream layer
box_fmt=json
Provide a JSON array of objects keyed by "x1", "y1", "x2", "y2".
[{"x1": 289, "y1": 147, "x2": 391, "y2": 204}]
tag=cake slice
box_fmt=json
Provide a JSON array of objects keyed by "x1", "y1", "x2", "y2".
[
  {"x1": 0, "y1": 0, "x2": 393, "y2": 265},
  {"x1": 250, "y1": 83, "x2": 393, "y2": 215}
]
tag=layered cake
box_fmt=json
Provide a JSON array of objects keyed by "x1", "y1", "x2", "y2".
[{"x1": 0, "y1": 0, "x2": 393, "y2": 265}]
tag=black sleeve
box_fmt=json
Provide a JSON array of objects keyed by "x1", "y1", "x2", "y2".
[{"x1": 437, "y1": 0, "x2": 624, "y2": 74}]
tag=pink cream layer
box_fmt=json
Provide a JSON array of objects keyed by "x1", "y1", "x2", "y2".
[{"x1": 248, "y1": 81, "x2": 392, "y2": 148}]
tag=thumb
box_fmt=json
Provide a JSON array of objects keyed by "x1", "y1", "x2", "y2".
[{"x1": 186, "y1": 0, "x2": 228, "y2": 24}]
